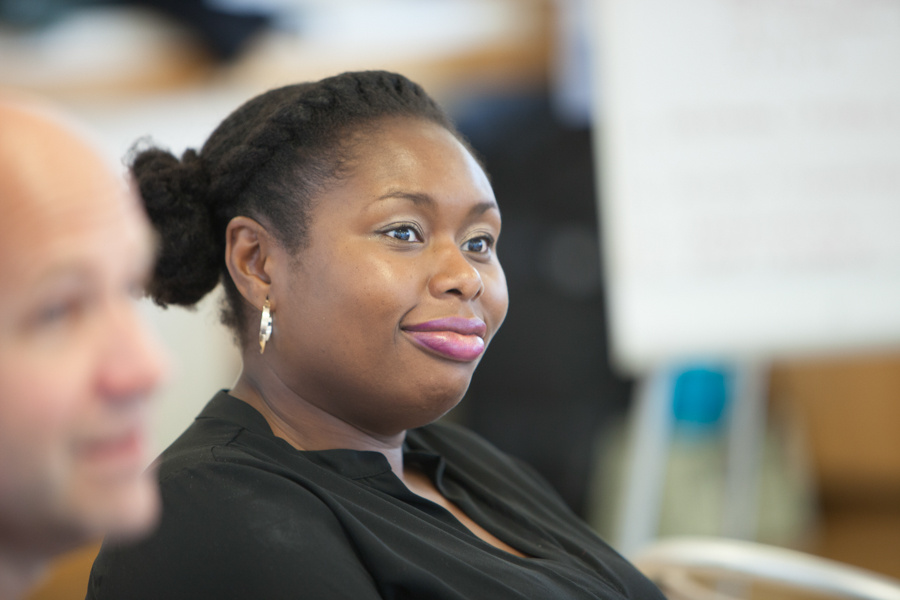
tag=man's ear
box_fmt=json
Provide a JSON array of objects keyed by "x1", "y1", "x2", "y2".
[{"x1": 225, "y1": 216, "x2": 276, "y2": 311}]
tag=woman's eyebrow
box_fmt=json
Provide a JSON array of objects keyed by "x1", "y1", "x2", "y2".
[
  {"x1": 374, "y1": 191, "x2": 499, "y2": 217},
  {"x1": 470, "y1": 200, "x2": 500, "y2": 218},
  {"x1": 375, "y1": 191, "x2": 434, "y2": 206}
]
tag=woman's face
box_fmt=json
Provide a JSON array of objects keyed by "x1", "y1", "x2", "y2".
[{"x1": 266, "y1": 117, "x2": 508, "y2": 436}]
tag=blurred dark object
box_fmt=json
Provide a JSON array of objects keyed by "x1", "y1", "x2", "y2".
[
  {"x1": 126, "y1": 0, "x2": 271, "y2": 61},
  {"x1": 0, "y1": 0, "x2": 95, "y2": 27},
  {"x1": 455, "y1": 92, "x2": 633, "y2": 517},
  {"x1": 0, "y1": 0, "x2": 272, "y2": 61}
]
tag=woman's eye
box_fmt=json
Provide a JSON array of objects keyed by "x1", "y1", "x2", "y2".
[
  {"x1": 385, "y1": 226, "x2": 422, "y2": 243},
  {"x1": 463, "y1": 236, "x2": 493, "y2": 254}
]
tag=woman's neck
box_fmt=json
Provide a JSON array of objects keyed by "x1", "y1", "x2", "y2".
[{"x1": 229, "y1": 363, "x2": 408, "y2": 478}]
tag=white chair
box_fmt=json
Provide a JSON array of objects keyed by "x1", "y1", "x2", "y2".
[{"x1": 632, "y1": 537, "x2": 900, "y2": 600}]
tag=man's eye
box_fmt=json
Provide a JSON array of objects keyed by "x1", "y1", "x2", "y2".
[
  {"x1": 385, "y1": 226, "x2": 422, "y2": 243},
  {"x1": 38, "y1": 303, "x2": 71, "y2": 324},
  {"x1": 35, "y1": 298, "x2": 83, "y2": 328}
]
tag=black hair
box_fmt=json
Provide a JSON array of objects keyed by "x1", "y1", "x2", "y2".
[{"x1": 132, "y1": 70, "x2": 466, "y2": 344}]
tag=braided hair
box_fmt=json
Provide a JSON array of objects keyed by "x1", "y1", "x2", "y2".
[{"x1": 132, "y1": 71, "x2": 463, "y2": 343}]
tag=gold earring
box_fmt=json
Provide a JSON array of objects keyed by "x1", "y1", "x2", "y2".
[{"x1": 259, "y1": 296, "x2": 272, "y2": 354}]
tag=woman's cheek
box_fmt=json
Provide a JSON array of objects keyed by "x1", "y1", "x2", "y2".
[{"x1": 485, "y1": 268, "x2": 510, "y2": 325}]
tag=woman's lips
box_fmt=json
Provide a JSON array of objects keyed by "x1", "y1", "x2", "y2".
[{"x1": 402, "y1": 317, "x2": 487, "y2": 362}]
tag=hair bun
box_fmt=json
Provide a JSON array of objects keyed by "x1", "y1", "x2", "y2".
[
  {"x1": 131, "y1": 147, "x2": 222, "y2": 307},
  {"x1": 179, "y1": 148, "x2": 210, "y2": 192}
]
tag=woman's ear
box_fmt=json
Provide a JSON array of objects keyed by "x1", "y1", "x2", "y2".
[{"x1": 225, "y1": 216, "x2": 276, "y2": 311}]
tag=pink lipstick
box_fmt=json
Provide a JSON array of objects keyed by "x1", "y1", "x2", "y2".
[{"x1": 402, "y1": 317, "x2": 487, "y2": 362}]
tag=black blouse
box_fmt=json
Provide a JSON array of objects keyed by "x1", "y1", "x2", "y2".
[{"x1": 87, "y1": 392, "x2": 663, "y2": 599}]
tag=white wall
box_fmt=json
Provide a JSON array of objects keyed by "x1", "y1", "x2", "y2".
[{"x1": 69, "y1": 91, "x2": 249, "y2": 454}]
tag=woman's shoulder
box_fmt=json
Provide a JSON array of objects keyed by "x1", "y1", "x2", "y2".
[
  {"x1": 88, "y1": 458, "x2": 379, "y2": 600},
  {"x1": 90, "y1": 425, "x2": 378, "y2": 599},
  {"x1": 154, "y1": 391, "x2": 292, "y2": 481}
]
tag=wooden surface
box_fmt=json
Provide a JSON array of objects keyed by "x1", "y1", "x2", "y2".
[
  {"x1": 25, "y1": 543, "x2": 100, "y2": 600},
  {"x1": 771, "y1": 352, "x2": 900, "y2": 579}
]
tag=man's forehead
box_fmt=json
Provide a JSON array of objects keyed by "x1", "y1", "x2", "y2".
[
  {"x1": 0, "y1": 103, "x2": 147, "y2": 282},
  {"x1": 0, "y1": 102, "x2": 130, "y2": 232}
]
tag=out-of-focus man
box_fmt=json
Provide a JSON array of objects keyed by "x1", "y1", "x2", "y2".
[{"x1": 0, "y1": 97, "x2": 166, "y2": 600}]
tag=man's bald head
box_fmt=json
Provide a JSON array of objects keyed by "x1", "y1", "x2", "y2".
[{"x1": 1, "y1": 102, "x2": 104, "y2": 199}]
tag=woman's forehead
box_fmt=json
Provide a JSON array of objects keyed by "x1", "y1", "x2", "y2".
[{"x1": 346, "y1": 119, "x2": 487, "y2": 185}]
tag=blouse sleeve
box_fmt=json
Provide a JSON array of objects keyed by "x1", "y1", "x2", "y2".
[{"x1": 86, "y1": 458, "x2": 381, "y2": 600}]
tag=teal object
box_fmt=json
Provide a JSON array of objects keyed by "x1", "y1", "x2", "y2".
[{"x1": 671, "y1": 367, "x2": 730, "y2": 427}]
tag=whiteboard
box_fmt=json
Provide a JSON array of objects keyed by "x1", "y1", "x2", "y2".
[{"x1": 591, "y1": 0, "x2": 900, "y2": 373}]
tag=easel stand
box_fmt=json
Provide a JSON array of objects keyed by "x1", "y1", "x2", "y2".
[{"x1": 616, "y1": 362, "x2": 769, "y2": 557}]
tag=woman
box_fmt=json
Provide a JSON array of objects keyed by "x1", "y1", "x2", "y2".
[{"x1": 87, "y1": 71, "x2": 663, "y2": 599}]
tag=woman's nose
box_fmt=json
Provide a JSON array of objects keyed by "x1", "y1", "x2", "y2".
[{"x1": 428, "y1": 242, "x2": 484, "y2": 302}]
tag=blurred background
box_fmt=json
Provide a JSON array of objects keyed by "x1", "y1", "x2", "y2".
[{"x1": 2, "y1": 0, "x2": 898, "y2": 597}]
